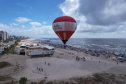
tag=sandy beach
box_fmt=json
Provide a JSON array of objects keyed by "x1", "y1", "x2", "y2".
[{"x1": 0, "y1": 38, "x2": 126, "y2": 83}]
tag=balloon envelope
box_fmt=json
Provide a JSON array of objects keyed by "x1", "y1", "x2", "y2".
[{"x1": 53, "y1": 16, "x2": 77, "y2": 44}]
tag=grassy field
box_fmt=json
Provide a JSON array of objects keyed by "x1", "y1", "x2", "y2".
[
  {"x1": 0, "y1": 76, "x2": 12, "y2": 81},
  {"x1": 0, "y1": 75, "x2": 18, "y2": 84},
  {"x1": 0, "y1": 61, "x2": 11, "y2": 68}
]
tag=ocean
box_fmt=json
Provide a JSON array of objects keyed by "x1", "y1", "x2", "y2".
[{"x1": 42, "y1": 38, "x2": 126, "y2": 53}]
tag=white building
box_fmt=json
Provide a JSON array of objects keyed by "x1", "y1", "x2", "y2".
[
  {"x1": 4, "y1": 32, "x2": 6, "y2": 41},
  {"x1": 0, "y1": 31, "x2": 3, "y2": 45},
  {"x1": 5, "y1": 32, "x2": 9, "y2": 39},
  {"x1": 0, "y1": 31, "x2": 9, "y2": 43}
]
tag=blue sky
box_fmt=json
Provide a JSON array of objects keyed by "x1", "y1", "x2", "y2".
[
  {"x1": 0, "y1": 0, "x2": 63, "y2": 26},
  {"x1": 0, "y1": 0, "x2": 126, "y2": 38}
]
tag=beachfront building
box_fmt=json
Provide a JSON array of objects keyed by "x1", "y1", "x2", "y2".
[
  {"x1": 25, "y1": 44, "x2": 55, "y2": 58},
  {"x1": 0, "y1": 31, "x2": 9, "y2": 55},
  {"x1": 0, "y1": 32, "x2": 3, "y2": 45},
  {"x1": 6, "y1": 32, "x2": 9, "y2": 40},
  {"x1": 0, "y1": 31, "x2": 4, "y2": 44},
  {"x1": 0, "y1": 31, "x2": 9, "y2": 43}
]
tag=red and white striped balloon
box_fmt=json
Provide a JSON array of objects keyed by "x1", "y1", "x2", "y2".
[{"x1": 53, "y1": 16, "x2": 77, "y2": 44}]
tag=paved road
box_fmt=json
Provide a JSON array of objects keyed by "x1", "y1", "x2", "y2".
[{"x1": 0, "y1": 40, "x2": 16, "y2": 51}]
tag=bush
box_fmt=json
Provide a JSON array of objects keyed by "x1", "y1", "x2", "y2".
[
  {"x1": 15, "y1": 39, "x2": 21, "y2": 45},
  {"x1": 0, "y1": 76, "x2": 12, "y2": 81},
  {"x1": 93, "y1": 73, "x2": 104, "y2": 82},
  {"x1": 9, "y1": 50, "x2": 17, "y2": 54},
  {"x1": 2, "y1": 48, "x2": 9, "y2": 54},
  {"x1": 0, "y1": 61, "x2": 11, "y2": 68},
  {"x1": 19, "y1": 77, "x2": 27, "y2": 84},
  {"x1": 3, "y1": 39, "x2": 11, "y2": 43}
]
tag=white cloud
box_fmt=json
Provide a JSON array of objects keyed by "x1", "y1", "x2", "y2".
[
  {"x1": 59, "y1": 0, "x2": 126, "y2": 37},
  {"x1": 59, "y1": 0, "x2": 85, "y2": 21},
  {"x1": 0, "y1": 23, "x2": 56, "y2": 38},
  {"x1": 103, "y1": 0, "x2": 126, "y2": 18},
  {"x1": 0, "y1": 23, "x2": 10, "y2": 32},
  {"x1": 29, "y1": 22, "x2": 41, "y2": 26},
  {"x1": 1, "y1": 21, "x2": 126, "y2": 38},
  {"x1": 15, "y1": 17, "x2": 31, "y2": 23},
  {"x1": 22, "y1": 25, "x2": 56, "y2": 38},
  {"x1": 29, "y1": 22, "x2": 41, "y2": 28},
  {"x1": 10, "y1": 23, "x2": 19, "y2": 28},
  {"x1": 43, "y1": 21, "x2": 47, "y2": 24},
  {"x1": 10, "y1": 23, "x2": 18, "y2": 26},
  {"x1": 22, "y1": 25, "x2": 25, "y2": 29}
]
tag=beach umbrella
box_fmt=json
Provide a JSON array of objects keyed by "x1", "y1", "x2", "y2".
[
  {"x1": 112, "y1": 57, "x2": 116, "y2": 59},
  {"x1": 117, "y1": 57, "x2": 123, "y2": 60},
  {"x1": 52, "y1": 16, "x2": 77, "y2": 44},
  {"x1": 123, "y1": 56, "x2": 126, "y2": 58},
  {"x1": 117, "y1": 57, "x2": 122, "y2": 58}
]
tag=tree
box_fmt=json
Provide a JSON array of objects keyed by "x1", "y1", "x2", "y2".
[{"x1": 19, "y1": 77, "x2": 27, "y2": 84}]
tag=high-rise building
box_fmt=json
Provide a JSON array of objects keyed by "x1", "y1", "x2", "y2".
[
  {"x1": 0, "y1": 32, "x2": 2, "y2": 40},
  {"x1": 0, "y1": 31, "x2": 4, "y2": 45},
  {"x1": 0, "y1": 31, "x2": 3, "y2": 45},
  {"x1": 6, "y1": 32, "x2": 9, "y2": 39},
  {"x1": 3, "y1": 32, "x2": 6, "y2": 41},
  {"x1": 4, "y1": 32, "x2": 9, "y2": 40},
  {"x1": 0, "y1": 31, "x2": 9, "y2": 44}
]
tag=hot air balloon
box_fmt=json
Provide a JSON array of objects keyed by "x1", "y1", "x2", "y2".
[{"x1": 53, "y1": 16, "x2": 77, "y2": 44}]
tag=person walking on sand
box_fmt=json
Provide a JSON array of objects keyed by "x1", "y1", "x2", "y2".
[
  {"x1": 117, "y1": 62, "x2": 118, "y2": 64},
  {"x1": 41, "y1": 68, "x2": 43, "y2": 72},
  {"x1": 48, "y1": 63, "x2": 50, "y2": 66},
  {"x1": 44, "y1": 72, "x2": 46, "y2": 75}
]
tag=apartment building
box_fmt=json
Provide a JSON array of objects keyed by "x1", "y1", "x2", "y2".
[{"x1": 0, "y1": 31, "x2": 9, "y2": 44}]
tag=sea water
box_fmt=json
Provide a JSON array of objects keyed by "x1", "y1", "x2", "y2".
[{"x1": 42, "y1": 38, "x2": 126, "y2": 53}]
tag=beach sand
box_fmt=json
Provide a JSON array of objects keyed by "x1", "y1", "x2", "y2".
[{"x1": 0, "y1": 38, "x2": 126, "y2": 83}]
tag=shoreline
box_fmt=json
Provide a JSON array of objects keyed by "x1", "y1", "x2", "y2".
[
  {"x1": 0, "y1": 38, "x2": 126, "y2": 83},
  {"x1": 45, "y1": 38, "x2": 126, "y2": 54}
]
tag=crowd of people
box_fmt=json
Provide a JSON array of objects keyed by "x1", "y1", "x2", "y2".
[
  {"x1": 32, "y1": 62, "x2": 51, "y2": 76},
  {"x1": 41, "y1": 41, "x2": 126, "y2": 62}
]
